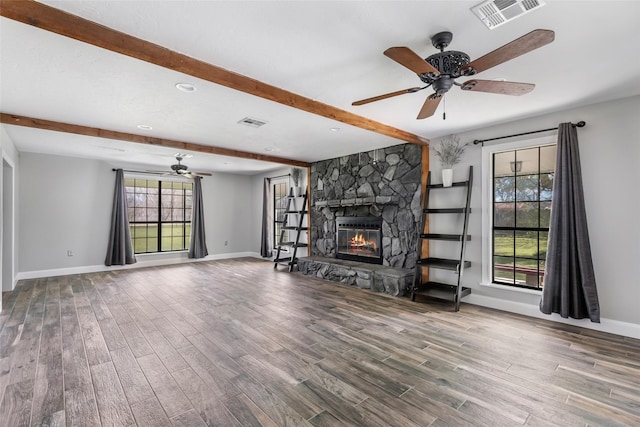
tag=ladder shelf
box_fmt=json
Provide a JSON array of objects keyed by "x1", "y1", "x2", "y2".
[
  {"x1": 412, "y1": 166, "x2": 473, "y2": 311},
  {"x1": 274, "y1": 189, "x2": 308, "y2": 272}
]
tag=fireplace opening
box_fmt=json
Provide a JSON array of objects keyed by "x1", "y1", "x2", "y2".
[{"x1": 336, "y1": 216, "x2": 383, "y2": 265}]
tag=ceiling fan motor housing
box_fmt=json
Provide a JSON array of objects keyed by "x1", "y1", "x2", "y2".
[{"x1": 171, "y1": 163, "x2": 188, "y2": 173}]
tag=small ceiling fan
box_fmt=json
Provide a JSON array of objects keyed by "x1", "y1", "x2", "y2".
[
  {"x1": 353, "y1": 29, "x2": 554, "y2": 119},
  {"x1": 149, "y1": 153, "x2": 212, "y2": 178}
]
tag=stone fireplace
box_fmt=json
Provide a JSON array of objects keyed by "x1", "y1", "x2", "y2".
[{"x1": 308, "y1": 143, "x2": 423, "y2": 269}]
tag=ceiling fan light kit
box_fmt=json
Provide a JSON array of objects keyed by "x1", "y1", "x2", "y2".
[{"x1": 353, "y1": 29, "x2": 554, "y2": 119}]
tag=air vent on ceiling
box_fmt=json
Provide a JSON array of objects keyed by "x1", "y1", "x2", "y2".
[
  {"x1": 237, "y1": 117, "x2": 267, "y2": 128},
  {"x1": 471, "y1": 0, "x2": 545, "y2": 29}
]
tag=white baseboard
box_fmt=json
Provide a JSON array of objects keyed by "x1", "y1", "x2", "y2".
[
  {"x1": 15, "y1": 252, "x2": 265, "y2": 281},
  {"x1": 464, "y1": 293, "x2": 640, "y2": 340}
]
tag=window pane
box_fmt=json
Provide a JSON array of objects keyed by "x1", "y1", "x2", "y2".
[
  {"x1": 540, "y1": 145, "x2": 556, "y2": 173},
  {"x1": 185, "y1": 208, "x2": 192, "y2": 221},
  {"x1": 172, "y1": 194, "x2": 183, "y2": 208},
  {"x1": 540, "y1": 173, "x2": 554, "y2": 201},
  {"x1": 494, "y1": 230, "x2": 514, "y2": 256},
  {"x1": 516, "y1": 202, "x2": 539, "y2": 228},
  {"x1": 185, "y1": 194, "x2": 193, "y2": 209},
  {"x1": 494, "y1": 203, "x2": 514, "y2": 227},
  {"x1": 172, "y1": 209, "x2": 184, "y2": 221},
  {"x1": 146, "y1": 193, "x2": 158, "y2": 208},
  {"x1": 147, "y1": 208, "x2": 158, "y2": 221},
  {"x1": 147, "y1": 238, "x2": 158, "y2": 252},
  {"x1": 494, "y1": 257, "x2": 514, "y2": 284},
  {"x1": 515, "y1": 230, "x2": 538, "y2": 258},
  {"x1": 516, "y1": 148, "x2": 539, "y2": 175},
  {"x1": 515, "y1": 257, "x2": 540, "y2": 287},
  {"x1": 494, "y1": 151, "x2": 515, "y2": 178},
  {"x1": 494, "y1": 177, "x2": 515, "y2": 202},
  {"x1": 540, "y1": 202, "x2": 551, "y2": 228},
  {"x1": 516, "y1": 175, "x2": 538, "y2": 201}
]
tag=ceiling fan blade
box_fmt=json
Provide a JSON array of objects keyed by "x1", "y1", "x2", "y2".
[
  {"x1": 460, "y1": 80, "x2": 534, "y2": 95},
  {"x1": 384, "y1": 47, "x2": 440, "y2": 76},
  {"x1": 459, "y1": 29, "x2": 554, "y2": 75},
  {"x1": 352, "y1": 87, "x2": 424, "y2": 106},
  {"x1": 417, "y1": 94, "x2": 442, "y2": 120},
  {"x1": 191, "y1": 171, "x2": 212, "y2": 177}
]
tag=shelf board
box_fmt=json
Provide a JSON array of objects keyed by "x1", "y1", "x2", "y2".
[
  {"x1": 416, "y1": 257, "x2": 471, "y2": 271},
  {"x1": 427, "y1": 181, "x2": 469, "y2": 189},
  {"x1": 420, "y1": 233, "x2": 471, "y2": 241},
  {"x1": 424, "y1": 208, "x2": 469, "y2": 214},
  {"x1": 412, "y1": 281, "x2": 471, "y2": 301}
]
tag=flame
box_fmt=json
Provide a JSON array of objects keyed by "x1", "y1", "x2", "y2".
[{"x1": 349, "y1": 233, "x2": 377, "y2": 251}]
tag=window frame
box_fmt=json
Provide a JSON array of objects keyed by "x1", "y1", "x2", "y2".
[
  {"x1": 126, "y1": 177, "x2": 194, "y2": 254},
  {"x1": 481, "y1": 135, "x2": 556, "y2": 293}
]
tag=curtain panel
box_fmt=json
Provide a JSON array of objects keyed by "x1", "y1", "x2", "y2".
[
  {"x1": 188, "y1": 176, "x2": 208, "y2": 259},
  {"x1": 540, "y1": 123, "x2": 600, "y2": 322},
  {"x1": 105, "y1": 169, "x2": 136, "y2": 266},
  {"x1": 260, "y1": 178, "x2": 273, "y2": 257}
]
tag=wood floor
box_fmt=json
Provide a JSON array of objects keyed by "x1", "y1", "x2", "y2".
[{"x1": 0, "y1": 258, "x2": 639, "y2": 427}]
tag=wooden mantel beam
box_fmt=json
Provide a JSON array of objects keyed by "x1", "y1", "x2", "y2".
[
  {"x1": 0, "y1": 113, "x2": 311, "y2": 167},
  {"x1": 0, "y1": 0, "x2": 429, "y2": 147}
]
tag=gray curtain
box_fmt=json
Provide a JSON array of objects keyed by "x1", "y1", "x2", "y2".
[
  {"x1": 188, "y1": 176, "x2": 208, "y2": 259},
  {"x1": 260, "y1": 178, "x2": 273, "y2": 257},
  {"x1": 105, "y1": 169, "x2": 136, "y2": 266},
  {"x1": 540, "y1": 123, "x2": 600, "y2": 322}
]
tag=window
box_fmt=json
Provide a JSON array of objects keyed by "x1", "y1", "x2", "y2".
[
  {"x1": 273, "y1": 180, "x2": 288, "y2": 249},
  {"x1": 482, "y1": 136, "x2": 556, "y2": 291},
  {"x1": 125, "y1": 178, "x2": 193, "y2": 254}
]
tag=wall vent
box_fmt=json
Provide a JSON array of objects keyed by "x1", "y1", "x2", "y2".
[
  {"x1": 237, "y1": 117, "x2": 267, "y2": 128},
  {"x1": 471, "y1": 0, "x2": 545, "y2": 29}
]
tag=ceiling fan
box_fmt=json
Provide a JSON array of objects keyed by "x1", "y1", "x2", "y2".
[
  {"x1": 353, "y1": 29, "x2": 554, "y2": 119},
  {"x1": 149, "y1": 153, "x2": 212, "y2": 178}
]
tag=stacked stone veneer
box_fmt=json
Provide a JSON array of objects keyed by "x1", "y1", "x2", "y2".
[{"x1": 309, "y1": 143, "x2": 423, "y2": 269}]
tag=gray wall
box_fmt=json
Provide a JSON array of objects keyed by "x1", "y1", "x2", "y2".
[
  {"x1": 429, "y1": 95, "x2": 640, "y2": 328},
  {"x1": 18, "y1": 152, "x2": 254, "y2": 274}
]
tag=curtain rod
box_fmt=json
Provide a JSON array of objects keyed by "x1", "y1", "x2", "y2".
[
  {"x1": 473, "y1": 121, "x2": 586, "y2": 146},
  {"x1": 112, "y1": 168, "x2": 164, "y2": 175},
  {"x1": 267, "y1": 173, "x2": 291, "y2": 180}
]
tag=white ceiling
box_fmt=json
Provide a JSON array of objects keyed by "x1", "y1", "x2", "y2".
[{"x1": 2, "y1": 1, "x2": 640, "y2": 175}]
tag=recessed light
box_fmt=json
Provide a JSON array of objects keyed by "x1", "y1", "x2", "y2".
[
  {"x1": 264, "y1": 146, "x2": 280, "y2": 152},
  {"x1": 137, "y1": 124, "x2": 153, "y2": 130},
  {"x1": 330, "y1": 127, "x2": 341, "y2": 132},
  {"x1": 175, "y1": 83, "x2": 196, "y2": 92}
]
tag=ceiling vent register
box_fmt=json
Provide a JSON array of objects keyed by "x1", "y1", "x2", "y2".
[
  {"x1": 237, "y1": 117, "x2": 267, "y2": 128},
  {"x1": 471, "y1": 0, "x2": 545, "y2": 29}
]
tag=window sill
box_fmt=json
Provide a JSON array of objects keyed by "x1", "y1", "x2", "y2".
[
  {"x1": 479, "y1": 281, "x2": 542, "y2": 295},
  {"x1": 136, "y1": 250, "x2": 188, "y2": 257}
]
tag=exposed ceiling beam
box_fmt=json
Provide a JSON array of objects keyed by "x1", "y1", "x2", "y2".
[
  {"x1": 0, "y1": 113, "x2": 311, "y2": 167},
  {"x1": 0, "y1": 0, "x2": 429, "y2": 146}
]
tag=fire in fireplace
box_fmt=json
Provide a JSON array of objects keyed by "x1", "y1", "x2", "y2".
[{"x1": 336, "y1": 216, "x2": 383, "y2": 265}]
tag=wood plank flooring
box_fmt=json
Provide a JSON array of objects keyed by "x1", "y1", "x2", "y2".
[{"x1": 1, "y1": 257, "x2": 639, "y2": 426}]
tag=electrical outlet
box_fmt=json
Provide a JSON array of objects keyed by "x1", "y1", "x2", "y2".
[
  {"x1": 224, "y1": 240, "x2": 228, "y2": 246},
  {"x1": 67, "y1": 250, "x2": 73, "y2": 257}
]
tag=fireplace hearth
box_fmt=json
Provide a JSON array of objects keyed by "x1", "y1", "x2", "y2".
[{"x1": 336, "y1": 216, "x2": 383, "y2": 265}]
